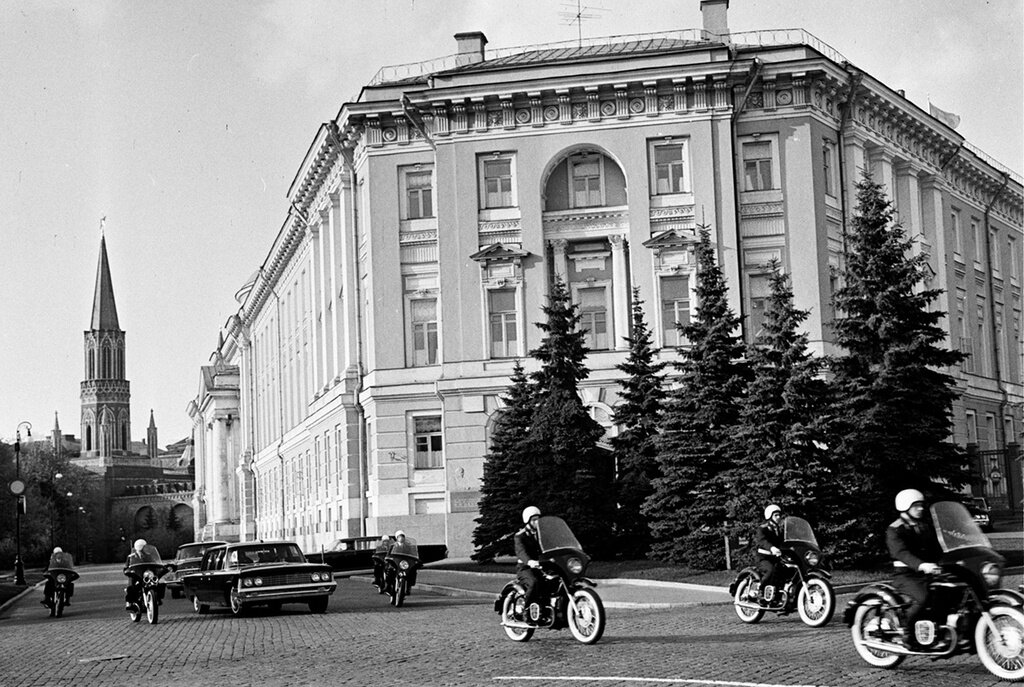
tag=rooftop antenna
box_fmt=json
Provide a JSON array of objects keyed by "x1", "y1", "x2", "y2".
[{"x1": 559, "y1": 0, "x2": 608, "y2": 47}]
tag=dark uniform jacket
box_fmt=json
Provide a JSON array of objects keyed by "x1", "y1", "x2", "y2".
[
  {"x1": 756, "y1": 521, "x2": 784, "y2": 559},
  {"x1": 514, "y1": 526, "x2": 542, "y2": 573},
  {"x1": 886, "y1": 516, "x2": 941, "y2": 572}
]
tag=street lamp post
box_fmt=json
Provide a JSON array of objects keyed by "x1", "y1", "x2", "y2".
[{"x1": 12, "y1": 422, "x2": 32, "y2": 586}]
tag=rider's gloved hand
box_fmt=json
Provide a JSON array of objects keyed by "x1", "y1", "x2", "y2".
[
  {"x1": 770, "y1": 547, "x2": 782, "y2": 557},
  {"x1": 918, "y1": 562, "x2": 940, "y2": 575},
  {"x1": 527, "y1": 559, "x2": 541, "y2": 569}
]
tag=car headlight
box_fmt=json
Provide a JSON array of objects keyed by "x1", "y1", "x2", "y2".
[
  {"x1": 399, "y1": 560, "x2": 410, "y2": 570},
  {"x1": 254, "y1": 577, "x2": 263, "y2": 586},
  {"x1": 805, "y1": 551, "x2": 820, "y2": 567},
  {"x1": 310, "y1": 572, "x2": 323, "y2": 582},
  {"x1": 982, "y1": 562, "x2": 1001, "y2": 588},
  {"x1": 567, "y1": 557, "x2": 583, "y2": 574},
  {"x1": 243, "y1": 578, "x2": 253, "y2": 587},
  {"x1": 56, "y1": 573, "x2": 67, "y2": 583}
]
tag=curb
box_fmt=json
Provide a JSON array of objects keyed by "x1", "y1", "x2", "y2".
[{"x1": 0, "y1": 581, "x2": 43, "y2": 617}]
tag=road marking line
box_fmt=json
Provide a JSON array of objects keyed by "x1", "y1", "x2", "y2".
[
  {"x1": 78, "y1": 654, "x2": 130, "y2": 663},
  {"x1": 493, "y1": 677, "x2": 828, "y2": 687}
]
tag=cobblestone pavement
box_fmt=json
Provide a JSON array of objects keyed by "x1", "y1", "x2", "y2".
[{"x1": 0, "y1": 564, "x2": 1007, "y2": 687}]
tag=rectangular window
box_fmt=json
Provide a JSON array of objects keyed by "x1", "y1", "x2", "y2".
[
  {"x1": 410, "y1": 298, "x2": 438, "y2": 366},
  {"x1": 652, "y1": 143, "x2": 686, "y2": 194},
  {"x1": 976, "y1": 302, "x2": 988, "y2": 376},
  {"x1": 822, "y1": 140, "x2": 835, "y2": 197},
  {"x1": 742, "y1": 141, "x2": 774, "y2": 191},
  {"x1": 571, "y1": 157, "x2": 602, "y2": 207},
  {"x1": 956, "y1": 294, "x2": 972, "y2": 373},
  {"x1": 971, "y1": 220, "x2": 981, "y2": 261},
  {"x1": 989, "y1": 229, "x2": 1000, "y2": 272},
  {"x1": 748, "y1": 274, "x2": 772, "y2": 341},
  {"x1": 413, "y1": 416, "x2": 443, "y2": 469},
  {"x1": 660, "y1": 276, "x2": 690, "y2": 347},
  {"x1": 951, "y1": 208, "x2": 962, "y2": 255},
  {"x1": 966, "y1": 410, "x2": 978, "y2": 445},
  {"x1": 1010, "y1": 237, "x2": 1021, "y2": 281},
  {"x1": 405, "y1": 169, "x2": 433, "y2": 219},
  {"x1": 578, "y1": 286, "x2": 609, "y2": 350},
  {"x1": 488, "y1": 289, "x2": 518, "y2": 358},
  {"x1": 482, "y1": 157, "x2": 514, "y2": 208}
]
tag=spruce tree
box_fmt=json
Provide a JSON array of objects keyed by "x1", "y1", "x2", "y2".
[
  {"x1": 645, "y1": 227, "x2": 749, "y2": 567},
  {"x1": 722, "y1": 264, "x2": 831, "y2": 552},
  {"x1": 611, "y1": 287, "x2": 666, "y2": 558},
  {"x1": 827, "y1": 172, "x2": 968, "y2": 565},
  {"x1": 472, "y1": 361, "x2": 535, "y2": 561},
  {"x1": 527, "y1": 278, "x2": 614, "y2": 556}
]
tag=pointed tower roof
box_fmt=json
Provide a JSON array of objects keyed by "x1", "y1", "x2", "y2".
[
  {"x1": 148, "y1": 409, "x2": 156, "y2": 429},
  {"x1": 90, "y1": 235, "x2": 120, "y2": 331},
  {"x1": 53, "y1": 411, "x2": 61, "y2": 432}
]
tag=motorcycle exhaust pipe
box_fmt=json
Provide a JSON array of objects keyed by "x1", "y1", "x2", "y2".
[
  {"x1": 733, "y1": 601, "x2": 768, "y2": 611},
  {"x1": 859, "y1": 640, "x2": 955, "y2": 657},
  {"x1": 501, "y1": 620, "x2": 536, "y2": 630}
]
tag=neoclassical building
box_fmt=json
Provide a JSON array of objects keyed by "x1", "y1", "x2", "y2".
[{"x1": 197, "y1": 2, "x2": 1023, "y2": 555}]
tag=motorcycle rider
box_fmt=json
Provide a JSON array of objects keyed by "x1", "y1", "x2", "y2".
[
  {"x1": 886, "y1": 488, "x2": 942, "y2": 647},
  {"x1": 372, "y1": 535, "x2": 391, "y2": 590},
  {"x1": 41, "y1": 547, "x2": 75, "y2": 608},
  {"x1": 384, "y1": 530, "x2": 420, "y2": 594},
  {"x1": 756, "y1": 504, "x2": 786, "y2": 603},
  {"x1": 123, "y1": 538, "x2": 164, "y2": 610},
  {"x1": 514, "y1": 506, "x2": 544, "y2": 621}
]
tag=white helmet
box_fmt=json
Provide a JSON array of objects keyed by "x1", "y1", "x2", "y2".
[
  {"x1": 133, "y1": 539, "x2": 147, "y2": 552},
  {"x1": 764, "y1": 504, "x2": 782, "y2": 520},
  {"x1": 522, "y1": 506, "x2": 541, "y2": 524},
  {"x1": 53, "y1": 547, "x2": 63, "y2": 554},
  {"x1": 895, "y1": 489, "x2": 925, "y2": 512},
  {"x1": 394, "y1": 530, "x2": 405, "y2": 538}
]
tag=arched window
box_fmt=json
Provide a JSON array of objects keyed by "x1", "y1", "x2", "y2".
[
  {"x1": 101, "y1": 343, "x2": 112, "y2": 378},
  {"x1": 85, "y1": 425, "x2": 92, "y2": 451},
  {"x1": 88, "y1": 348, "x2": 95, "y2": 379},
  {"x1": 543, "y1": 150, "x2": 627, "y2": 211}
]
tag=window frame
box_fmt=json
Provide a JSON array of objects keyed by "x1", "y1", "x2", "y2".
[
  {"x1": 659, "y1": 274, "x2": 691, "y2": 348},
  {"x1": 571, "y1": 281, "x2": 612, "y2": 351},
  {"x1": 486, "y1": 287, "x2": 520, "y2": 359},
  {"x1": 403, "y1": 274, "x2": 440, "y2": 368},
  {"x1": 479, "y1": 153, "x2": 517, "y2": 210},
  {"x1": 739, "y1": 136, "x2": 779, "y2": 193},
  {"x1": 411, "y1": 415, "x2": 444, "y2": 470},
  {"x1": 400, "y1": 165, "x2": 434, "y2": 220},
  {"x1": 822, "y1": 138, "x2": 837, "y2": 198},
  {"x1": 648, "y1": 138, "x2": 691, "y2": 196},
  {"x1": 568, "y1": 152, "x2": 606, "y2": 209}
]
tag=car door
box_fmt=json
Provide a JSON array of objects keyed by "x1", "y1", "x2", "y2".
[{"x1": 195, "y1": 548, "x2": 224, "y2": 604}]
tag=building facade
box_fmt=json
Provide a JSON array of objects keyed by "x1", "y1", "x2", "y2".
[{"x1": 202, "y1": 3, "x2": 1023, "y2": 556}]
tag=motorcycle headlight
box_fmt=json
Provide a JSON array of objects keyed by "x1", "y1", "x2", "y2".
[
  {"x1": 567, "y1": 557, "x2": 583, "y2": 574},
  {"x1": 254, "y1": 577, "x2": 263, "y2": 586},
  {"x1": 982, "y1": 562, "x2": 1001, "y2": 588},
  {"x1": 143, "y1": 571, "x2": 157, "y2": 583},
  {"x1": 399, "y1": 560, "x2": 410, "y2": 570},
  {"x1": 56, "y1": 574, "x2": 67, "y2": 583},
  {"x1": 805, "y1": 551, "x2": 820, "y2": 567}
]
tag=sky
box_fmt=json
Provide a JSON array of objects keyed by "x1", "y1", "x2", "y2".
[{"x1": 1, "y1": 0, "x2": 1021, "y2": 447}]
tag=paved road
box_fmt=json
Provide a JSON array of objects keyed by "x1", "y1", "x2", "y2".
[{"x1": 0, "y1": 564, "x2": 1008, "y2": 687}]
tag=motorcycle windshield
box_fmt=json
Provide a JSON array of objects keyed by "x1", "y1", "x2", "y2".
[
  {"x1": 536, "y1": 516, "x2": 583, "y2": 553},
  {"x1": 388, "y1": 538, "x2": 419, "y2": 559},
  {"x1": 128, "y1": 545, "x2": 163, "y2": 565},
  {"x1": 783, "y1": 517, "x2": 818, "y2": 547},
  {"x1": 49, "y1": 552, "x2": 75, "y2": 569},
  {"x1": 931, "y1": 501, "x2": 991, "y2": 553}
]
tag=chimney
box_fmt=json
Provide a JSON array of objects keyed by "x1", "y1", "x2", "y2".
[
  {"x1": 701, "y1": 0, "x2": 729, "y2": 38},
  {"x1": 454, "y1": 31, "x2": 488, "y2": 65}
]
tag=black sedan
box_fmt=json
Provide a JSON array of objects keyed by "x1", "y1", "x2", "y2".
[
  {"x1": 182, "y1": 541, "x2": 336, "y2": 616},
  {"x1": 306, "y1": 536, "x2": 447, "y2": 571},
  {"x1": 163, "y1": 540, "x2": 227, "y2": 599}
]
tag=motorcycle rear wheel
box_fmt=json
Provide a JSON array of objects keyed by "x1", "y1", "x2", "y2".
[
  {"x1": 975, "y1": 605, "x2": 1024, "y2": 681},
  {"x1": 145, "y1": 589, "x2": 158, "y2": 625},
  {"x1": 851, "y1": 599, "x2": 904, "y2": 668},
  {"x1": 732, "y1": 574, "x2": 765, "y2": 624},
  {"x1": 567, "y1": 588, "x2": 605, "y2": 644},
  {"x1": 501, "y1": 594, "x2": 534, "y2": 642},
  {"x1": 797, "y1": 578, "x2": 835, "y2": 627},
  {"x1": 54, "y1": 591, "x2": 65, "y2": 619}
]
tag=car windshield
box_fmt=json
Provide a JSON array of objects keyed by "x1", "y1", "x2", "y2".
[
  {"x1": 931, "y1": 501, "x2": 991, "y2": 553},
  {"x1": 536, "y1": 516, "x2": 583, "y2": 553},
  {"x1": 783, "y1": 516, "x2": 818, "y2": 547},
  {"x1": 388, "y1": 538, "x2": 418, "y2": 558},
  {"x1": 230, "y1": 544, "x2": 306, "y2": 567},
  {"x1": 177, "y1": 544, "x2": 208, "y2": 560}
]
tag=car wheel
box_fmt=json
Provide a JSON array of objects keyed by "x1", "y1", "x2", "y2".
[
  {"x1": 229, "y1": 592, "x2": 247, "y2": 617},
  {"x1": 192, "y1": 595, "x2": 209, "y2": 615}
]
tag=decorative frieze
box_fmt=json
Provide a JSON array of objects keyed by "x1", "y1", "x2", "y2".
[{"x1": 543, "y1": 208, "x2": 629, "y2": 237}]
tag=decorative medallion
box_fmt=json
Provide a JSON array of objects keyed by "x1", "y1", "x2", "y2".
[
  {"x1": 600, "y1": 101, "x2": 616, "y2": 116},
  {"x1": 382, "y1": 127, "x2": 397, "y2": 142},
  {"x1": 628, "y1": 98, "x2": 645, "y2": 113},
  {"x1": 515, "y1": 109, "x2": 531, "y2": 124},
  {"x1": 777, "y1": 90, "x2": 792, "y2": 105},
  {"x1": 543, "y1": 105, "x2": 559, "y2": 121}
]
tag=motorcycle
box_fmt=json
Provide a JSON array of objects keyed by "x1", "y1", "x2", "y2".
[
  {"x1": 845, "y1": 500, "x2": 1024, "y2": 681},
  {"x1": 384, "y1": 538, "x2": 419, "y2": 608},
  {"x1": 494, "y1": 515, "x2": 606, "y2": 645},
  {"x1": 371, "y1": 549, "x2": 388, "y2": 595},
  {"x1": 124, "y1": 562, "x2": 172, "y2": 625},
  {"x1": 729, "y1": 515, "x2": 835, "y2": 627},
  {"x1": 43, "y1": 567, "x2": 79, "y2": 618}
]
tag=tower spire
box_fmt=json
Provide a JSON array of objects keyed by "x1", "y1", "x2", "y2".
[{"x1": 90, "y1": 234, "x2": 120, "y2": 331}]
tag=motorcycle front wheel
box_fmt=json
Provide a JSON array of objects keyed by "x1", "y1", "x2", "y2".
[
  {"x1": 850, "y1": 599, "x2": 904, "y2": 669},
  {"x1": 145, "y1": 589, "x2": 158, "y2": 625},
  {"x1": 567, "y1": 588, "x2": 605, "y2": 645},
  {"x1": 797, "y1": 578, "x2": 835, "y2": 627},
  {"x1": 54, "y1": 590, "x2": 65, "y2": 618},
  {"x1": 392, "y1": 579, "x2": 406, "y2": 607},
  {"x1": 500, "y1": 594, "x2": 534, "y2": 642},
  {"x1": 732, "y1": 573, "x2": 765, "y2": 624},
  {"x1": 975, "y1": 605, "x2": 1024, "y2": 681}
]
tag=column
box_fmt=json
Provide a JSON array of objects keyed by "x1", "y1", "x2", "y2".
[
  {"x1": 306, "y1": 222, "x2": 322, "y2": 397},
  {"x1": 327, "y1": 192, "x2": 343, "y2": 384},
  {"x1": 609, "y1": 235, "x2": 630, "y2": 350},
  {"x1": 316, "y1": 208, "x2": 334, "y2": 393},
  {"x1": 895, "y1": 161, "x2": 923, "y2": 250},
  {"x1": 550, "y1": 239, "x2": 568, "y2": 281},
  {"x1": 843, "y1": 130, "x2": 868, "y2": 206},
  {"x1": 920, "y1": 173, "x2": 952, "y2": 342},
  {"x1": 868, "y1": 147, "x2": 895, "y2": 201},
  {"x1": 338, "y1": 176, "x2": 360, "y2": 377}
]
